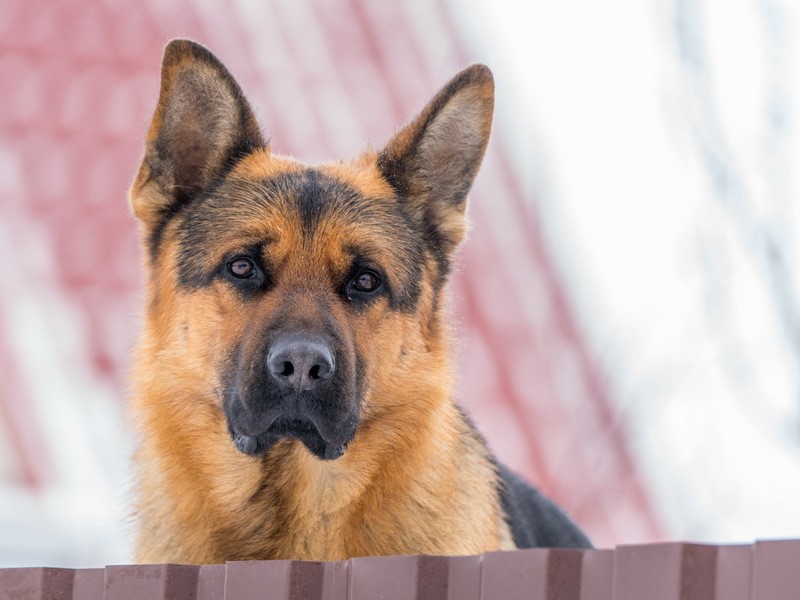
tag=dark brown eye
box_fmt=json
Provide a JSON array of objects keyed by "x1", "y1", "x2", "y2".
[
  {"x1": 352, "y1": 270, "x2": 380, "y2": 293},
  {"x1": 228, "y1": 257, "x2": 255, "y2": 278}
]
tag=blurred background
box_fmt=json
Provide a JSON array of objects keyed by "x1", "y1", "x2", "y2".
[{"x1": 1, "y1": 0, "x2": 799, "y2": 567}]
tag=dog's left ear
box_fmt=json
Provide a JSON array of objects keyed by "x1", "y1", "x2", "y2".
[{"x1": 378, "y1": 65, "x2": 494, "y2": 256}]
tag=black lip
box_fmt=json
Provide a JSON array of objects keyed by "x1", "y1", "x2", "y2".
[
  {"x1": 230, "y1": 415, "x2": 353, "y2": 461},
  {"x1": 267, "y1": 416, "x2": 319, "y2": 438}
]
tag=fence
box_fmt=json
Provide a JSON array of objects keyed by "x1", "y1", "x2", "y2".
[{"x1": 1, "y1": 540, "x2": 798, "y2": 600}]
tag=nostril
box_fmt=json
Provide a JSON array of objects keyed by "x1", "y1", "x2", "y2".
[{"x1": 266, "y1": 337, "x2": 334, "y2": 389}]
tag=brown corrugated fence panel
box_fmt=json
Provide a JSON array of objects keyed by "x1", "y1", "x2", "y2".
[
  {"x1": 2, "y1": 542, "x2": 800, "y2": 599},
  {"x1": 444, "y1": 555, "x2": 482, "y2": 600},
  {"x1": 104, "y1": 564, "x2": 199, "y2": 600},
  {"x1": 614, "y1": 543, "x2": 719, "y2": 600},
  {"x1": 751, "y1": 540, "x2": 800, "y2": 600},
  {"x1": 580, "y1": 550, "x2": 614, "y2": 600},
  {"x1": 72, "y1": 569, "x2": 104, "y2": 600},
  {"x1": 0, "y1": 567, "x2": 74, "y2": 600},
  {"x1": 197, "y1": 564, "x2": 226, "y2": 600},
  {"x1": 224, "y1": 560, "x2": 325, "y2": 600},
  {"x1": 714, "y1": 545, "x2": 751, "y2": 600}
]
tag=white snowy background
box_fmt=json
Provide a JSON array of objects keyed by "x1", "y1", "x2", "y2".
[{"x1": 461, "y1": 0, "x2": 800, "y2": 541}]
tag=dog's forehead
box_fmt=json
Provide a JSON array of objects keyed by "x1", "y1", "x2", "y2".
[{"x1": 204, "y1": 164, "x2": 411, "y2": 251}]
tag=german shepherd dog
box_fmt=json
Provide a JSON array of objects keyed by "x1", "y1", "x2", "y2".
[{"x1": 129, "y1": 39, "x2": 590, "y2": 564}]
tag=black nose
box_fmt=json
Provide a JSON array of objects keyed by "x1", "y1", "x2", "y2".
[{"x1": 266, "y1": 335, "x2": 335, "y2": 392}]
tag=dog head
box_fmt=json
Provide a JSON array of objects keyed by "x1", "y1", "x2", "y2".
[{"x1": 131, "y1": 40, "x2": 493, "y2": 461}]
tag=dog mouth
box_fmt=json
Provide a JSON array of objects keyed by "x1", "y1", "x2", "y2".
[{"x1": 232, "y1": 416, "x2": 350, "y2": 461}]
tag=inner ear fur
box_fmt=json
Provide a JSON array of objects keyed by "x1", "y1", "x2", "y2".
[
  {"x1": 378, "y1": 64, "x2": 494, "y2": 256},
  {"x1": 130, "y1": 39, "x2": 265, "y2": 229}
]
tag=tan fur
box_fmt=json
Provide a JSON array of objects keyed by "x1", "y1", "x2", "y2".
[{"x1": 130, "y1": 39, "x2": 513, "y2": 564}]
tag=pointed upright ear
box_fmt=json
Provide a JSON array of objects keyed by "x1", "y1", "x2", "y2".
[
  {"x1": 130, "y1": 39, "x2": 265, "y2": 229},
  {"x1": 378, "y1": 64, "x2": 494, "y2": 257}
]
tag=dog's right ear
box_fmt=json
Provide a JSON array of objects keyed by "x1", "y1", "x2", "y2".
[{"x1": 130, "y1": 39, "x2": 264, "y2": 229}]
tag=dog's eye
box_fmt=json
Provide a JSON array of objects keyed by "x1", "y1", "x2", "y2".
[
  {"x1": 228, "y1": 257, "x2": 255, "y2": 278},
  {"x1": 351, "y1": 270, "x2": 381, "y2": 293}
]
